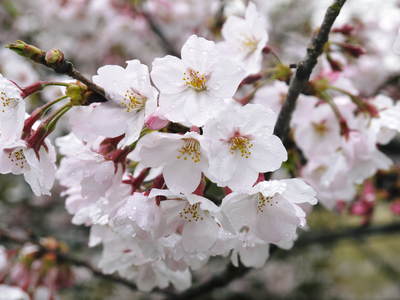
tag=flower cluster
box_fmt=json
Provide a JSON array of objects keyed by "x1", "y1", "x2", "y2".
[
  {"x1": 1, "y1": 0, "x2": 400, "y2": 294},
  {"x1": 54, "y1": 9, "x2": 317, "y2": 287}
]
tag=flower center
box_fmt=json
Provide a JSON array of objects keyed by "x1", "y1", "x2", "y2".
[
  {"x1": 179, "y1": 202, "x2": 204, "y2": 222},
  {"x1": 177, "y1": 138, "x2": 201, "y2": 163},
  {"x1": 0, "y1": 91, "x2": 19, "y2": 113},
  {"x1": 229, "y1": 136, "x2": 253, "y2": 158},
  {"x1": 183, "y1": 69, "x2": 207, "y2": 91},
  {"x1": 8, "y1": 148, "x2": 28, "y2": 170},
  {"x1": 312, "y1": 121, "x2": 328, "y2": 136},
  {"x1": 257, "y1": 193, "x2": 277, "y2": 213},
  {"x1": 122, "y1": 88, "x2": 147, "y2": 112},
  {"x1": 241, "y1": 35, "x2": 259, "y2": 54}
]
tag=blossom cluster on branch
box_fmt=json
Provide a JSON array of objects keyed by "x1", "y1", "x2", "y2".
[{"x1": 0, "y1": 0, "x2": 400, "y2": 297}]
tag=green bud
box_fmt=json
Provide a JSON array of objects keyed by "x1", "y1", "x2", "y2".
[
  {"x1": 311, "y1": 77, "x2": 330, "y2": 96},
  {"x1": 5, "y1": 40, "x2": 44, "y2": 62},
  {"x1": 272, "y1": 63, "x2": 292, "y2": 81},
  {"x1": 66, "y1": 82, "x2": 88, "y2": 106}
]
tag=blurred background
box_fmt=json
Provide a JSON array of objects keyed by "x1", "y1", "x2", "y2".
[{"x1": 1, "y1": 0, "x2": 400, "y2": 299}]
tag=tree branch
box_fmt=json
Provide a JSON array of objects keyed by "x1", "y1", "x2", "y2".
[
  {"x1": 6, "y1": 41, "x2": 107, "y2": 102},
  {"x1": 295, "y1": 222, "x2": 400, "y2": 248},
  {"x1": 165, "y1": 264, "x2": 251, "y2": 300},
  {"x1": 0, "y1": 229, "x2": 169, "y2": 296},
  {"x1": 273, "y1": 0, "x2": 348, "y2": 142},
  {"x1": 167, "y1": 222, "x2": 400, "y2": 300}
]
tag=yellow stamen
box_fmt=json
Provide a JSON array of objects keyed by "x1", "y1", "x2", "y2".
[
  {"x1": 257, "y1": 193, "x2": 277, "y2": 213},
  {"x1": 179, "y1": 202, "x2": 204, "y2": 222},
  {"x1": 229, "y1": 136, "x2": 253, "y2": 158},
  {"x1": 312, "y1": 121, "x2": 328, "y2": 136},
  {"x1": 242, "y1": 35, "x2": 259, "y2": 53},
  {"x1": 122, "y1": 88, "x2": 147, "y2": 112},
  {"x1": 177, "y1": 138, "x2": 201, "y2": 163},
  {"x1": 8, "y1": 149, "x2": 27, "y2": 169},
  {"x1": 0, "y1": 91, "x2": 19, "y2": 113},
  {"x1": 183, "y1": 69, "x2": 207, "y2": 91}
]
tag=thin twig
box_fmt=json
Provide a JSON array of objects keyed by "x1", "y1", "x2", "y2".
[
  {"x1": 6, "y1": 41, "x2": 107, "y2": 102},
  {"x1": 142, "y1": 11, "x2": 180, "y2": 57},
  {"x1": 273, "y1": 0, "x2": 348, "y2": 142}
]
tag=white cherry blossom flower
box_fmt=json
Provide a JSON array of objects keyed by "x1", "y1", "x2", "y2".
[
  {"x1": 221, "y1": 179, "x2": 317, "y2": 245},
  {"x1": 71, "y1": 60, "x2": 158, "y2": 146},
  {"x1": 341, "y1": 128, "x2": 392, "y2": 184},
  {"x1": 0, "y1": 139, "x2": 56, "y2": 196},
  {"x1": 151, "y1": 34, "x2": 245, "y2": 126},
  {"x1": 220, "y1": 2, "x2": 269, "y2": 75},
  {"x1": 130, "y1": 131, "x2": 209, "y2": 194},
  {"x1": 203, "y1": 104, "x2": 287, "y2": 190},
  {"x1": 211, "y1": 228, "x2": 270, "y2": 268},
  {"x1": 301, "y1": 154, "x2": 357, "y2": 209},
  {"x1": 56, "y1": 133, "x2": 130, "y2": 225},
  {"x1": 0, "y1": 74, "x2": 25, "y2": 143},
  {"x1": 150, "y1": 189, "x2": 221, "y2": 254},
  {"x1": 371, "y1": 95, "x2": 400, "y2": 144},
  {"x1": 94, "y1": 226, "x2": 191, "y2": 292},
  {"x1": 293, "y1": 102, "x2": 342, "y2": 159}
]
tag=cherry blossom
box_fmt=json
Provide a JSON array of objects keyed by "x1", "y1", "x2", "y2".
[
  {"x1": 293, "y1": 100, "x2": 342, "y2": 159},
  {"x1": 220, "y1": 2, "x2": 269, "y2": 75},
  {"x1": 130, "y1": 131, "x2": 209, "y2": 194},
  {"x1": 0, "y1": 139, "x2": 56, "y2": 196},
  {"x1": 221, "y1": 179, "x2": 317, "y2": 245},
  {"x1": 0, "y1": 74, "x2": 25, "y2": 143},
  {"x1": 71, "y1": 60, "x2": 158, "y2": 146},
  {"x1": 203, "y1": 103, "x2": 287, "y2": 190},
  {"x1": 150, "y1": 189, "x2": 221, "y2": 254},
  {"x1": 3, "y1": 1, "x2": 400, "y2": 295},
  {"x1": 151, "y1": 34, "x2": 245, "y2": 126},
  {"x1": 56, "y1": 133, "x2": 130, "y2": 225},
  {"x1": 371, "y1": 95, "x2": 400, "y2": 144}
]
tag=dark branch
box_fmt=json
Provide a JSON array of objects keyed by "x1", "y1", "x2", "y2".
[
  {"x1": 295, "y1": 222, "x2": 400, "y2": 248},
  {"x1": 167, "y1": 222, "x2": 400, "y2": 300},
  {"x1": 273, "y1": 0, "x2": 348, "y2": 142},
  {"x1": 165, "y1": 264, "x2": 251, "y2": 300},
  {"x1": 6, "y1": 41, "x2": 107, "y2": 102}
]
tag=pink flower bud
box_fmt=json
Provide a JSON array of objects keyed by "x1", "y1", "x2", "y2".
[
  {"x1": 190, "y1": 126, "x2": 200, "y2": 133},
  {"x1": 262, "y1": 45, "x2": 271, "y2": 54},
  {"x1": 340, "y1": 43, "x2": 366, "y2": 58},
  {"x1": 332, "y1": 24, "x2": 355, "y2": 35},
  {"x1": 145, "y1": 114, "x2": 170, "y2": 130}
]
